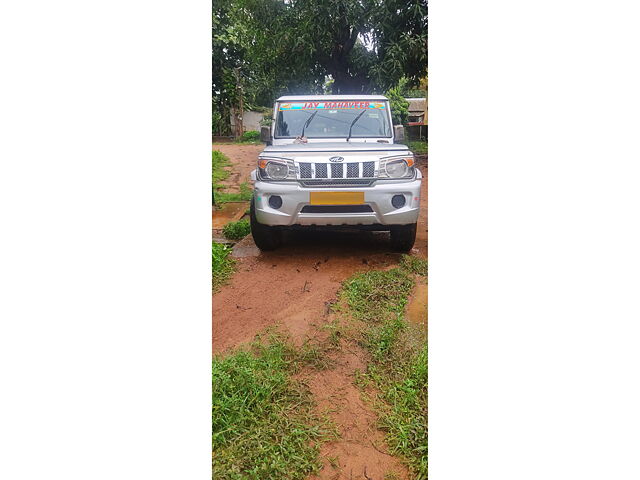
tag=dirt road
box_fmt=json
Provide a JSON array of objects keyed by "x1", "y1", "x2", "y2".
[{"x1": 213, "y1": 143, "x2": 427, "y2": 479}]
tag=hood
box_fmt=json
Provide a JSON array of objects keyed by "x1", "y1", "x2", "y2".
[{"x1": 262, "y1": 142, "x2": 410, "y2": 155}]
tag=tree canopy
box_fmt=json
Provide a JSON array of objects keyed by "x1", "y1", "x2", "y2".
[{"x1": 213, "y1": 0, "x2": 427, "y2": 133}]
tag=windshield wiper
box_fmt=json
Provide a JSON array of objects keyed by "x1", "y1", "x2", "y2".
[
  {"x1": 346, "y1": 109, "x2": 367, "y2": 142},
  {"x1": 300, "y1": 110, "x2": 318, "y2": 138}
]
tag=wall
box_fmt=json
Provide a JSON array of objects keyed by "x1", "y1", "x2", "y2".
[{"x1": 229, "y1": 110, "x2": 265, "y2": 134}]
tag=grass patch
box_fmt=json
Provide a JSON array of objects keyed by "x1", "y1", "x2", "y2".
[
  {"x1": 212, "y1": 150, "x2": 253, "y2": 206},
  {"x1": 212, "y1": 334, "x2": 331, "y2": 480},
  {"x1": 212, "y1": 242, "x2": 235, "y2": 291},
  {"x1": 340, "y1": 257, "x2": 427, "y2": 478},
  {"x1": 223, "y1": 219, "x2": 251, "y2": 241},
  {"x1": 404, "y1": 140, "x2": 428, "y2": 155},
  {"x1": 212, "y1": 150, "x2": 231, "y2": 184},
  {"x1": 342, "y1": 267, "x2": 414, "y2": 325},
  {"x1": 215, "y1": 182, "x2": 253, "y2": 206},
  {"x1": 400, "y1": 255, "x2": 428, "y2": 277}
]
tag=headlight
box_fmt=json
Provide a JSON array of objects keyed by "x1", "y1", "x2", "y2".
[
  {"x1": 258, "y1": 157, "x2": 295, "y2": 181},
  {"x1": 386, "y1": 160, "x2": 409, "y2": 178},
  {"x1": 265, "y1": 162, "x2": 288, "y2": 180},
  {"x1": 379, "y1": 155, "x2": 415, "y2": 179}
]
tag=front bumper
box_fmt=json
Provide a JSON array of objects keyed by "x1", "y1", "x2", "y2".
[{"x1": 253, "y1": 171, "x2": 422, "y2": 228}]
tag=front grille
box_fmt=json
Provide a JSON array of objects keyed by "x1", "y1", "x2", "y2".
[
  {"x1": 301, "y1": 205, "x2": 373, "y2": 213},
  {"x1": 330, "y1": 163, "x2": 343, "y2": 178},
  {"x1": 299, "y1": 163, "x2": 312, "y2": 179},
  {"x1": 315, "y1": 163, "x2": 327, "y2": 178},
  {"x1": 297, "y1": 160, "x2": 376, "y2": 186}
]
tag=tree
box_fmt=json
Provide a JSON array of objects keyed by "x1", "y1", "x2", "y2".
[
  {"x1": 213, "y1": 0, "x2": 428, "y2": 132},
  {"x1": 222, "y1": 0, "x2": 427, "y2": 94}
]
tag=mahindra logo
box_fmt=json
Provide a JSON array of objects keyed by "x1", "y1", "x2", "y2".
[{"x1": 329, "y1": 156, "x2": 344, "y2": 163}]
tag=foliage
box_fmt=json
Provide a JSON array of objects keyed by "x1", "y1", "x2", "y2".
[
  {"x1": 212, "y1": 334, "x2": 329, "y2": 479},
  {"x1": 404, "y1": 89, "x2": 427, "y2": 98},
  {"x1": 341, "y1": 260, "x2": 428, "y2": 477},
  {"x1": 386, "y1": 79, "x2": 410, "y2": 125},
  {"x1": 222, "y1": 219, "x2": 251, "y2": 241},
  {"x1": 404, "y1": 140, "x2": 428, "y2": 155},
  {"x1": 213, "y1": 242, "x2": 235, "y2": 290},
  {"x1": 213, "y1": 0, "x2": 428, "y2": 127},
  {"x1": 259, "y1": 112, "x2": 273, "y2": 126},
  {"x1": 235, "y1": 130, "x2": 260, "y2": 143}
]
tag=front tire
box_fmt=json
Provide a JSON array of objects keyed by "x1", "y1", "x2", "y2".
[
  {"x1": 390, "y1": 223, "x2": 417, "y2": 252},
  {"x1": 250, "y1": 198, "x2": 282, "y2": 251}
]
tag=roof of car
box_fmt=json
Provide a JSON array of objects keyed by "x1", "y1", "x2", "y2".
[{"x1": 276, "y1": 95, "x2": 388, "y2": 101}]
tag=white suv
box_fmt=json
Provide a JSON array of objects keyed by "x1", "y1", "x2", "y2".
[{"x1": 250, "y1": 95, "x2": 422, "y2": 251}]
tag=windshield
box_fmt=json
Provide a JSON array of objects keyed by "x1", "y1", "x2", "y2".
[{"x1": 274, "y1": 101, "x2": 391, "y2": 139}]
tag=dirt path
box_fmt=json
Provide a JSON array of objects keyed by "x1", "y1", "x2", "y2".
[
  {"x1": 213, "y1": 144, "x2": 427, "y2": 479},
  {"x1": 213, "y1": 143, "x2": 261, "y2": 193},
  {"x1": 303, "y1": 331, "x2": 411, "y2": 480}
]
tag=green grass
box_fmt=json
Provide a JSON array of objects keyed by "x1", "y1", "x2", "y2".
[
  {"x1": 405, "y1": 140, "x2": 428, "y2": 155},
  {"x1": 222, "y1": 219, "x2": 251, "y2": 241},
  {"x1": 215, "y1": 182, "x2": 253, "y2": 206},
  {"x1": 399, "y1": 255, "x2": 428, "y2": 277},
  {"x1": 213, "y1": 334, "x2": 330, "y2": 480},
  {"x1": 212, "y1": 149, "x2": 253, "y2": 206},
  {"x1": 213, "y1": 242, "x2": 235, "y2": 291},
  {"x1": 341, "y1": 255, "x2": 428, "y2": 478},
  {"x1": 213, "y1": 150, "x2": 231, "y2": 184}
]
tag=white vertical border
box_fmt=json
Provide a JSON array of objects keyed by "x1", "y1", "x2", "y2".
[
  {"x1": 430, "y1": 0, "x2": 640, "y2": 478},
  {"x1": 0, "y1": 1, "x2": 212, "y2": 479}
]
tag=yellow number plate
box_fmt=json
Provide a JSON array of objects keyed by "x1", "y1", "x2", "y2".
[{"x1": 309, "y1": 191, "x2": 364, "y2": 205}]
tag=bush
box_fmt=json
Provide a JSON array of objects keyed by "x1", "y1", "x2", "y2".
[
  {"x1": 259, "y1": 112, "x2": 273, "y2": 126},
  {"x1": 404, "y1": 89, "x2": 427, "y2": 98},
  {"x1": 386, "y1": 82, "x2": 410, "y2": 125},
  {"x1": 236, "y1": 130, "x2": 260, "y2": 143},
  {"x1": 222, "y1": 219, "x2": 251, "y2": 241}
]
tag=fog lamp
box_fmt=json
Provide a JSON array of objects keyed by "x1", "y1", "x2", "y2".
[
  {"x1": 268, "y1": 195, "x2": 283, "y2": 209},
  {"x1": 391, "y1": 194, "x2": 406, "y2": 209}
]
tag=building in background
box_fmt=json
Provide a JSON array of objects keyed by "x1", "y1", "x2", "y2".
[{"x1": 405, "y1": 97, "x2": 427, "y2": 140}]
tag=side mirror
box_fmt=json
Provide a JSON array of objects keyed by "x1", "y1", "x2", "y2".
[
  {"x1": 260, "y1": 125, "x2": 271, "y2": 144},
  {"x1": 393, "y1": 125, "x2": 405, "y2": 142}
]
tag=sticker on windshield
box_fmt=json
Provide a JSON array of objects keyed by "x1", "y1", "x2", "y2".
[{"x1": 279, "y1": 101, "x2": 385, "y2": 110}]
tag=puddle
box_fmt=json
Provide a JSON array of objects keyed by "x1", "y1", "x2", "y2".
[
  {"x1": 406, "y1": 282, "x2": 428, "y2": 330},
  {"x1": 212, "y1": 201, "x2": 249, "y2": 230}
]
